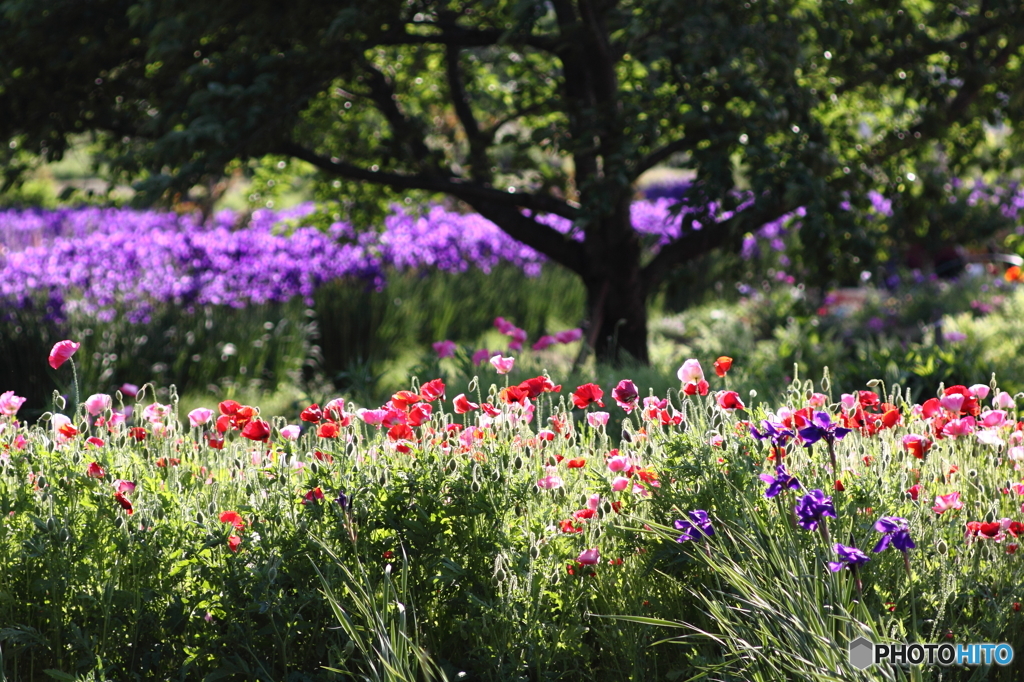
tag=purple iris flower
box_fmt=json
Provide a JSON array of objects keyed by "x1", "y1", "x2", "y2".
[
  {"x1": 335, "y1": 492, "x2": 352, "y2": 511},
  {"x1": 872, "y1": 516, "x2": 916, "y2": 553},
  {"x1": 674, "y1": 510, "x2": 714, "y2": 542},
  {"x1": 750, "y1": 420, "x2": 795, "y2": 448},
  {"x1": 828, "y1": 543, "x2": 870, "y2": 572},
  {"x1": 798, "y1": 411, "x2": 852, "y2": 447},
  {"x1": 759, "y1": 465, "x2": 801, "y2": 498},
  {"x1": 794, "y1": 489, "x2": 836, "y2": 531}
]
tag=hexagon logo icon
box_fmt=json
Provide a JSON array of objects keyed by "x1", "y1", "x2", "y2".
[{"x1": 849, "y1": 636, "x2": 875, "y2": 670}]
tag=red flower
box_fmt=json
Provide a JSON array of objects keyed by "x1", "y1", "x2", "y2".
[
  {"x1": 1009, "y1": 522, "x2": 1024, "y2": 538},
  {"x1": 1009, "y1": 544, "x2": 1020, "y2": 555},
  {"x1": 219, "y1": 400, "x2": 241, "y2": 416},
  {"x1": 302, "y1": 487, "x2": 325, "y2": 505},
  {"x1": 300, "y1": 404, "x2": 323, "y2": 423},
  {"x1": 566, "y1": 457, "x2": 587, "y2": 469},
  {"x1": 206, "y1": 435, "x2": 225, "y2": 450},
  {"x1": 227, "y1": 535, "x2": 242, "y2": 553},
  {"x1": 499, "y1": 385, "x2": 530, "y2": 405},
  {"x1": 713, "y1": 356, "x2": 733, "y2": 377},
  {"x1": 155, "y1": 457, "x2": 181, "y2": 467},
  {"x1": 573, "y1": 508, "x2": 597, "y2": 520},
  {"x1": 87, "y1": 461, "x2": 106, "y2": 478},
  {"x1": 834, "y1": 479, "x2": 845, "y2": 492},
  {"x1": 317, "y1": 422, "x2": 340, "y2": 439},
  {"x1": 219, "y1": 510, "x2": 245, "y2": 530},
  {"x1": 420, "y1": 378, "x2": 446, "y2": 402},
  {"x1": 716, "y1": 391, "x2": 745, "y2": 410},
  {"x1": 383, "y1": 550, "x2": 395, "y2": 560},
  {"x1": 611, "y1": 501, "x2": 624, "y2": 513},
  {"x1": 407, "y1": 403, "x2": 432, "y2": 427},
  {"x1": 388, "y1": 424, "x2": 415, "y2": 441},
  {"x1": 518, "y1": 376, "x2": 561, "y2": 400},
  {"x1": 571, "y1": 383, "x2": 605, "y2": 409},
  {"x1": 58, "y1": 422, "x2": 79, "y2": 439},
  {"x1": 559, "y1": 519, "x2": 583, "y2": 533},
  {"x1": 241, "y1": 419, "x2": 271, "y2": 442},
  {"x1": 128, "y1": 427, "x2": 147, "y2": 441},
  {"x1": 113, "y1": 492, "x2": 134, "y2": 514},
  {"x1": 907, "y1": 484, "x2": 921, "y2": 501},
  {"x1": 682, "y1": 380, "x2": 710, "y2": 396},
  {"x1": 903, "y1": 434, "x2": 932, "y2": 460},
  {"x1": 313, "y1": 449, "x2": 334, "y2": 463},
  {"x1": 86, "y1": 436, "x2": 105, "y2": 447},
  {"x1": 390, "y1": 390, "x2": 422, "y2": 410},
  {"x1": 453, "y1": 394, "x2": 479, "y2": 414}
]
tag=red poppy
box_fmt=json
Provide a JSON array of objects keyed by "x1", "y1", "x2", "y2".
[
  {"x1": 571, "y1": 383, "x2": 604, "y2": 409},
  {"x1": 407, "y1": 403, "x2": 432, "y2": 427},
  {"x1": 383, "y1": 550, "x2": 395, "y2": 560},
  {"x1": 113, "y1": 492, "x2": 134, "y2": 514},
  {"x1": 388, "y1": 424, "x2": 415, "y2": 441},
  {"x1": 1009, "y1": 522, "x2": 1024, "y2": 538},
  {"x1": 499, "y1": 385, "x2": 530, "y2": 405},
  {"x1": 834, "y1": 479, "x2": 845, "y2": 492},
  {"x1": 219, "y1": 510, "x2": 245, "y2": 530},
  {"x1": 481, "y1": 402, "x2": 502, "y2": 417},
  {"x1": 219, "y1": 400, "x2": 241, "y2": 416},
  {"x1": 713, "y1": 356, "x2": 733, "y2": 377},
  {"x1": 313, "y1": 449, "x2": 334, "y2": 463},
  {"x1": 302, "y1": 487, "x2": 325, "y2": 505},
  {"x1": 87, "y1": 461, "x2": 106, "y2": 478},
  {"x1": 453, "y1": 394, "x2": 479, "y2": 414},
  {"x1": 903, "y1": 434, "x2": 932, "y2": 460},
  {"x1": 682, "y1": 380, "x2": 709, "y2": 396},
  {"x1": 980, "y1": 522, "x2": 1002, "y2": 538},
  {"x1": 58, "y1": 422, "x2": 79, "y2": 439},
  {"x1": 518, "y1": 376, "x2": 561, "y2": 400},
  {"x1": 390, "y1": 390, "x2": 422, "y2": 410},
  {"x1": 241, "y1": 419, "x2": 271, "y2": 442},
  {"x1": 227, "y1": 535, "x2": 242, "y2": 552},
  {"x1": 215, "y1": 414, "x2": 233, "y2": 433},
  {"x1": 300, "y1": 404, "x2": 323, "y2": 423},
  {"x1": 86, "y1": 436, "x2": 105, "y2": 447},
  {"x1": 206, "y1": 435, "x2": 225, "y2": 450},
  {"x1": 128, "y1": 427, "x2": 147, "y2": 441},
  {"x1": 566, "y1": 457, "x2": 587, "y2": 469},
  {"x1": 155, "y1": 457, "x2": 181, "y2": 467},
  {"x1": 420, "y1": 378, "x2": 446, "y2": 402},
  {"x1": 716, "y1": 391, "x2": 745, "y2": 410},
  {"x1": 611, "y1": 501, "x2": 624, "y2": 513},
  {"x1": 907, "y1": 484, "x2": 921, "y2": 501},
  {"x1": 317, "y1": 422, "x2": 340, "y2": 439},
  {"x1": 559, "y1": 519, "x2": 583, "y2": 533},
  {"x1": 573, "y1": 508, "x2": 596, "y2": 520}
]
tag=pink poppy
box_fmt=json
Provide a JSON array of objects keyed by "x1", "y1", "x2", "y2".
[
  {"x1": 587, "y1": 412, "x2": 610, "y2": 428},
  {"x1": 993, "y1": 391, "x2": 1016, "y2": 410},
  {"x1": 981, "y1": 410, "x2": 1008, "y2": 428},
  {"x1": 113, "y1": 479, "x2": 136, "y2": 494},
  {"x1": 0, "y1": 391, "x2": 26, "y2": 416},
  {"x1": 227, "y1": 535, "x2": 242, "y2": 552},
  {"x1": 576, "y1": 548, "x2": 600, "y2": 565},
  {"x1": 554, "y1": 328, "x2": 583, "y2": 344},
  {"x1": 48, "y1": 340, "x2": 81, "y2": 370},
  {"x1": 471, "y1": 348, "x2": 492, "y2": 366},
  {"x1": 611, "y1": 380, "x2": 639, "y2": 412},
  {"x1": 84, "y1": 394, "x2": 112, "y2": 416},
  {"x1": 612, "y1": 476, "x2": 630, "y2": 492},
  {"x1": 280, "y1": 425, "x2": 301, "y2": 441},
  {"x1": 536, "y1": 466, "x2": 564, "y2": 490},
  {"x1": 188, "y1": 407, "x2": 214, "y2": 427},
  {"x1": 532, "y1": 335, "x2": 557, "y2": 351},
  {"x1": 932, "y1": 492, "x2": 963, "y2": 514},
  {"x1": 490, "y1": 355, "x2": 515, "y2": 374},
  {"x1": 357, "y1": 408, "x2": 389, "y2": 426},
  {"x1": 677, "y1": 359, "x2": 704, "y2": 385}
]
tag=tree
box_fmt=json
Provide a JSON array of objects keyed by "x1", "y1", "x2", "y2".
[{"x1": 3, "y1": 0, "x2": 1023, "y2": 363}]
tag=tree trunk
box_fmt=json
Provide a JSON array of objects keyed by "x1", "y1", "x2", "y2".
[{"x1": 583, "y1": 202, "x2": 649, "y2": 366}]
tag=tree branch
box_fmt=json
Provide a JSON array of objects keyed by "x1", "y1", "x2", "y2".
[
  {"x1": 462, "y1": 198, "x2": 586, "y2": 275},
  {"x1": 445, "y1": 43, "x2": 489, "y2": 178},
  {"x1": 641, "y1": 196, "x2": 791, "y2": 288},
  {"x1": 377, "y1": 23, "x2": 558, "y2": 52},
  {"x1": 279, "y1": 140, "x2": 580, "y2": 220}
]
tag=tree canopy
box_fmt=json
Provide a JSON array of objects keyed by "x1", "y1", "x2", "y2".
[{"x1": 2, "y1": 0, "x2": 1023, "y2": 362}]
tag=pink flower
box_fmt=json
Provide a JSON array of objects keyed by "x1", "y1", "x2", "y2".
[
  {"x1": 611, "y1": 476, "x2": 630, "y2": 492},
  {"x1": 840, "y1": 393, "x2": 858, "y2": 412},
  {"x1": 537, "y1": 466, "x2": 564, "y2": 490},
  {"x1": 0, "y1": 391, "x2": 27, "y2": 416},
  {"x1": 490, "y1": 355, "x2": 515, "y2": 374},
  {"x1": 969, "y1": 384, "x2": 991, "y2": 400},
  {"x1": 554, "y1": 328, "x2": 583, "y2": 344},
  {"x1": 188, "y1": 407, "x2": 214, "y2": 427},
  {"x1": 940, "y1": 393, "x2": 965, "y2": 414},
  {"x1": 120, "y1": 383, "x2": 139, "y2": 398},
  {"x1": 142, "y1": 403, "x2": 171, "y2": 424},
  {"x1": 357, "y1": 408, "x2": 389, "y2": 426},
  {"x1": 432, "y1": 340, "x2": 457, "y2": 359},
  {"x1": 587, "y1": 412, "x2": 610, "y2": 428},
  {"x1": 576, "y1": 548, "x2": 600, "y2": 565},
  {"x1": 471, "y1": 348, "x2": 492, "y2": 366},
  {"x1": 48, "y1": 340, "x2": 81, "y2": 370},
  {"x1": 494, "y1": 317, "x2": 516, "y2": 335},
  {"x1": 677, "y1": 359, "x2": 704, "y2": 385},
  {"x1": 932, "y1": 492, "x2": 963, "y2": 514},
  {"x1": 808, "y1": 393, "x2": 829, "y2": 409},
  {"x1": 280, "y1": 425, "x2": 301, "y2": 441},
  {"x1": 107, "y1": 412, "x2": 127, "y2": 428},
  {"x1": 84, "y1": 394, "x2": 112, "y2": 416},
  {"x1": 607, "y1": 455, "x2": 632, "y2": 472},
  {"x1": 981, "y1": 410, "x2": 1008, "y2": 429},
  {"x1": 587, "y1": 494, "x2": 601, "y2": 510},
  {"x1": 113, "y1": 479, "x2": 136, "y2": 494},
  {"x1": 994, "y1": 391, "x2": 1016, "y2": 410},
  {"x1": 942, "y1": 416, "x2": 976, "y2": 437}
]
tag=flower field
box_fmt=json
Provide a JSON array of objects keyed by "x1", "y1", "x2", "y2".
[{"x1": 2, "y1": 341, "x2": 1023, "y2": 680}]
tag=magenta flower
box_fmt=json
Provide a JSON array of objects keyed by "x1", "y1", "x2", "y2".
[
  {"x1": 432, "y1": 340, "x2": 457, "y2": 359},
  {"x1": 532, "y1": 335, "x2": 557, "y2": 351},
  {"x1": 112, "y1": 479, "x2": 136, "y2": 494},
  {"x1": 612, "y1": 379, "x2": 639, "y2": 412},
  {"x1": 471, "y1": 348, "x2": 492, "y2": 366},
  {"x1": 537, "y1": 466, "x2": 564, "y2": 490},
  {"x1": 931, "y1": 492, "x2": 963, "y2": 514},
  {"x1": 576, "y1": 547, "x2": 600, "y2": 565},
  {"x1": 554, "y1": 328, "x2": 583, "y2": 344},
  {"x1": 48, "y1": 340, "x2": 81, "y2": 369}
]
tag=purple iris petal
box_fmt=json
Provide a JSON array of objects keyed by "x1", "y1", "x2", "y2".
[
  {"x1": 828, "y1": 543, "x2": 870, "y2": 571},
  {"x1": 794, "y1": 489, "x2": 836, "y2": 531}
]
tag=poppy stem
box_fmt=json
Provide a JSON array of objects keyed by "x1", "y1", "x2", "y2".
[{"x1": 70, "y1": 358, "x2": 80, "y2": 414}]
